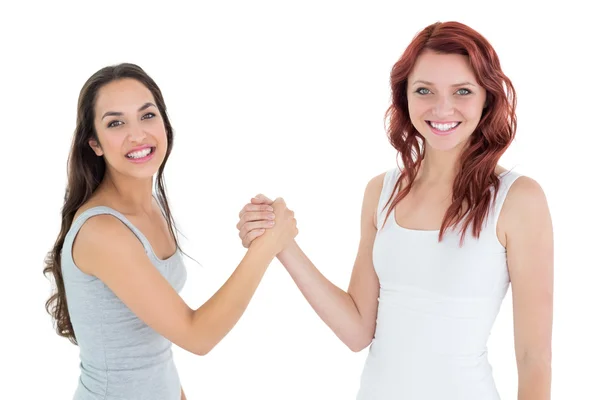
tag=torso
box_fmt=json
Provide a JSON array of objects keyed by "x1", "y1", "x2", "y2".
[
  {"x1": 359, "y1": 166, "x2": 515, "y2": 399},
  {"x1": 73, "y1": 194, "x2": 177, "y2": 261},
  {"x1": 389, "y1": 166, "x2": 509, "y2": 247}
]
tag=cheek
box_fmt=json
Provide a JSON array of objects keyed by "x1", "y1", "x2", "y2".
[
  {"x1": 156, "y1": 126, "x2": 168, "y2": 151},
  {"x1": 464, "y1": 103, "x2": 485, "y2": 123},
  {"x1": 407, "y1": 98, "x2": 427, "y2": 123},
  {"x1": 147, "y1": 119, "x2": 168, "y2": 140},
  {"x1": 107, "y1": 134, "x2": 126, "y2": 150},
  {"x1": 465, "y1": 95, "x2": 486, "y2": 119},
  {"x1": 97, "y1": 133, "x2": 126, "y2": 158},
  {"x1": 158, "y1": 127, "x2": 168, "y2": 142},
  {"x1": 153, "y1": 128, "x2": 168, "y2": 150}
]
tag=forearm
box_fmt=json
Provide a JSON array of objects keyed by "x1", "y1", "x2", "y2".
[
  {"x1": 191, "y1": 243, "x2": 275, "y2": 354},
  {"x1": 277, "y1": 240, "x2": 369, "y2": 350},
  {"x1": 517, "y1": 360, "x2": 552, "y2": 400}
]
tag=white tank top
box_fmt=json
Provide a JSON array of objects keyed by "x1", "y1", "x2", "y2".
[{"x1": 356, "y1": 167, "x2": 522, "y2": 400}]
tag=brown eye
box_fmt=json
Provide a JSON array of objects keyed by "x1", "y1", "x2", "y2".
[
  {"x1": 108, "y1": 120, "x2": 124, "y2": 128},
  {"x1": 141, "y1": 112, "x2": 156, "y2": 120}
]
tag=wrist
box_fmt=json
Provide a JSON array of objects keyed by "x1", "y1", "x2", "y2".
[
  {"x1": 276, "y1": 239, "x2": 299, "y2": 260},
  {"x1": 248, "y1": 238, "x2": 279, "y2": 260}
]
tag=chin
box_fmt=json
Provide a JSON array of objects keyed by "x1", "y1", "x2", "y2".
[
  {"x1": 427, "y1": 143, "x2": 460, "y2": 152},
  {"x1": 423, "y1": 135, "x2": 471, "y2": 153},
  {"x1": 126, "y1": 170, "x2": 159, "y2": 181},
  {"x1": 120, "y1": 160, "x2": 163, "y2": 180},
  {"x1": 419, "y1": 127, "x2": 471, "y2": 152}
]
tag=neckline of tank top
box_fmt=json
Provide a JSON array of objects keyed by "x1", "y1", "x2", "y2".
[{"x1": 390, "y1": 169, "x2": 514, "y2": 234}]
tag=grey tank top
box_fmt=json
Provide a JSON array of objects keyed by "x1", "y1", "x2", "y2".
[{"x1": 61, "y1": 206, "x2": 187, "y2": 400}]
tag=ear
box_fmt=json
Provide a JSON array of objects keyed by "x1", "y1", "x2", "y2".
[{"x1": 88, "y1": 139, "x2": 104, "y2": 156}]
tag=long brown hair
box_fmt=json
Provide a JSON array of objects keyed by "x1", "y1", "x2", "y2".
[
  {"x1": 44, "y1": 63, "x2": 181, "y2": 344},
  {"x1": 383, "y1": 21, "x2": 517, "y2": 245}
]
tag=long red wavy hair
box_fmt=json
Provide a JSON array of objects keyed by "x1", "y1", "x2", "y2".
[{"x1": 382, "y1": 21, "x2": 517, "y2": 245}]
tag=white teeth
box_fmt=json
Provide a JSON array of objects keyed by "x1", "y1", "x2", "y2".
[
  {"x1": 127, "y1": 148, "x2": 152, "y2": 159},
  {"x1": 430, "y1": 122, "x2": 459, "y2": 131}
]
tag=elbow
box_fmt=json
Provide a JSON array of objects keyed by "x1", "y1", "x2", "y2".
[
  {"x1": 344, "y1": 324, "x2": 375, "y2": 352},
  {"x1": 516, "y1": 348, "x2": 552, "y2": 381},
  {"x1": 191, "y1": 341, "x2": 216, "y2": 356},
  {"x1": 346, "y1": 334, "x2": 373, "y2": 353},
  {"x1": 185, "y1": 313, "x2": 216, "y2": 356},
  {"x1": 348, "y1": 343, "x2": 366, "y2": 353},
  {"x1": 517, "y1": 349, "x2": 552, "y2": 368},
  {"x1": 185, "y1": 334, "x2": 215, "y2": 356},
  {"x1": 191, "y1": 347, "x2": 208, "y2": 356},
  {"x1": 190, "y1": 345, "x2": 209, "y2": 356},
  {"x1": 348, "y1": 341, "x2": 371, "y2": 353}
]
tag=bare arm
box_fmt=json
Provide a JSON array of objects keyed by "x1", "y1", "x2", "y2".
[
  {"x1": 73, "y1": 199, "x2": 297, "y2": 356},
  {"x1": 503, "y1": 177, "x2": 553, "y2": 399},
  {"x1": 240, "y1": 175, "x2": 384, "y2": 351}
]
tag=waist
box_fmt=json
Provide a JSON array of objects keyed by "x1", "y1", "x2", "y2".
[
  {"x1": 81, "y1": 339, "x2": 173, "y2": 368},
  {"x1": 367, "y1": 337, "x2": 491, "y2": 369},
  {"x1": 76, "y1": 355, "x2": 181, "y2": 400},
  {"x1": 359, "y1": 349, "x2": 498, "y2": 400},
  {"x1": 375, "y1": 286, "x2": 501, "y2": 352}
]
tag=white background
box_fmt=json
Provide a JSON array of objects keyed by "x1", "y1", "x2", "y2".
[{"x1": 2, "y1": 1, "x2": 598, "y2": 399}]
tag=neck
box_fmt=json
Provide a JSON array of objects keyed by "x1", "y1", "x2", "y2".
[
  {"x1": 99, "y1": 168, "x2": 154, "y2": 214},
  {"x1": 417, "y1": 143, "x2": 463, "y2": 186}
]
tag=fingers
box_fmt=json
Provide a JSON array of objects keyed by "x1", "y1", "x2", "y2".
[
  {"x1": 236, "y1": 210, "x2": 275, "y2": 231},
  {"x1": 238, "y1": 203, "x2": 274, "y2": 218},
  {"x1": 242, "y1": 228, "x2": 266, "y2": 248},
  {"x1": 238, "y1": 220, "x2": 275, "y2": 241},
  {"x1": 236, "y1": 195, "x2": 292, "y2": 242},
  {"x1": 236, "y1": 194, "x2": 289, "y2": 249}
]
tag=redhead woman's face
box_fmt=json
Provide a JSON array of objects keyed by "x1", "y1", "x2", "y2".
[
  {"x1": 89, "y1": 78, "x2": 167, "y2": 180},
  {"x1": 407, "y1": 50, "x2": 487, "y2": 153}
]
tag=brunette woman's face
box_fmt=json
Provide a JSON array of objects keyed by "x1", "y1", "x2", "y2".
[{"x1": 89, "y1": 78, "x2": 168, "y2": 179}]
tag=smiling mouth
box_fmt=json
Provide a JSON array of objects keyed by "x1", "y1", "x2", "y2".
[
  {"x1": 126, "y1": 147, "x2": 156, "y2": 159},
  {"x1": 426, "y1": 121, "x2": 461, "y2": 132}
]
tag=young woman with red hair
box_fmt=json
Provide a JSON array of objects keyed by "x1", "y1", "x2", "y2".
[{"x1": 237, "y1": 21, "x2": 553, "y2": 399}]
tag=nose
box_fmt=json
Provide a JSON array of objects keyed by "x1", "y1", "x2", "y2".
[
  {"x1": 127, "y1": 122, "x2": 147, "y2": 142},
  {"x1": 433, "y1": 95, "x2": 455, "y2": 117}
]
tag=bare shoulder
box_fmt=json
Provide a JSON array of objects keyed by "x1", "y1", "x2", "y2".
[
  {"x1": 72, "y1": 194, "x2": 110, "y2": 221},
  {"x1": 361, "y1": 171, "x2": 389, "y2": 228},
  {"x1": 501, "y1": 174, "x2": 552, "y2": 242},
  {"x1": 73, "y1": 185, "x2": 131, "y2": 218},
  {"x1": 76, "y1": 213, "x2": 135, "y2": 244},
  {"x1": 73, "y1": 213, "x2": 145, "y2": 275},
  {"x1": 365, "y1": 172, "x2": 387, "y2": 198},
  {"x1": 504, "y1": 175, "x2": 549, "y2": 216}
]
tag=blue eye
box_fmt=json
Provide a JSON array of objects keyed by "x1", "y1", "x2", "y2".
[
  {"x1": 457, "y1": 88, "x2": 471, "y2": 95},
  {"x1": 416, "y1": 88, "x2": 431, "y2": 95}
]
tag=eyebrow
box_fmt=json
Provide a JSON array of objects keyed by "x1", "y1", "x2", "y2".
[
  {"x1": 101, "y1": 102, "x2": 157, "y2": 120},
  {"x1": 412, "y1": 80, "x2": 477, "y2": 87}
]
